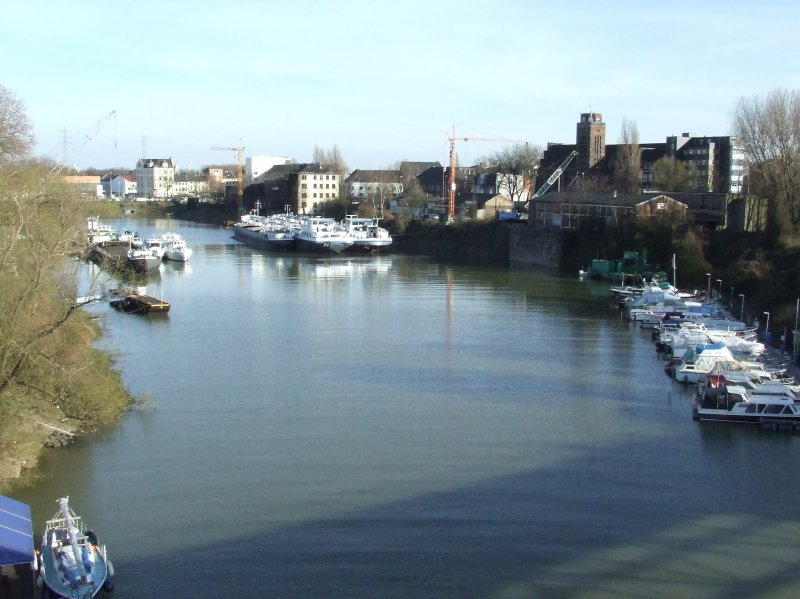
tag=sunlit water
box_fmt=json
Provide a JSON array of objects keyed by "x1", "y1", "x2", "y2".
[{"x1": 14, "y1": 218, "x2": 800, "y2": 598}]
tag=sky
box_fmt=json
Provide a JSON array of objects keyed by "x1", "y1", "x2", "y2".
[{"x1": 3, "y1": 0, "x2": 799, "y2": 173}]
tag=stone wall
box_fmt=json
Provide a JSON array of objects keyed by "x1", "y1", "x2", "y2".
[{"x1": 509, "y1": 226, "x2": 563, "y2": 268}]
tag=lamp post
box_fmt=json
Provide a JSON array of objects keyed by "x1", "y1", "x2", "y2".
[
  {"x1": 739, "y1": 293, "x2": 745, "y2": 323},
  {"x1": 730, "y1": 286, "x2": 734, "y2": 309},
  {"x1": 763, "y1": 311, "x2": 770, "y2": 341},
  {"x1": 706, "y1": 273, "x2": 711, "y2": 298},
  {"x1": 716, "y1": 279, "x2": 722, "y2": 300}
]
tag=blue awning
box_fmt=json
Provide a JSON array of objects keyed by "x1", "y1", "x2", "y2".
[{"x1": 0, "y1": 494, "x2": 34, "y2": 566}]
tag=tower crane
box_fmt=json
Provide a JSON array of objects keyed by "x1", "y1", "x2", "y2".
[
  {"x1": 445, "y1": 126, "x2": 527, "y2": 220},
  {"x1": 210, "y1": 145, "x2": 245, "y2": 210}
]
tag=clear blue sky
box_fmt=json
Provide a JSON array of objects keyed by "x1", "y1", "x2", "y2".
[{"x1": 3, "y1": 0, "x2": 798, "y2": 172}]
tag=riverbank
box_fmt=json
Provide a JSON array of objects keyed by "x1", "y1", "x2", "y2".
[{"x1": 0, "y1": 312, "x2": 134, "y2": 493}]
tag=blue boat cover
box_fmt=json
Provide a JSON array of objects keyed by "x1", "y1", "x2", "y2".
[{"x1": 0, "y1": 494, "x2": 34, "y2": 565}]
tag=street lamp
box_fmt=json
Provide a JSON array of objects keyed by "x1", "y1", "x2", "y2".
[
  {"x1": 706, "y1": 273, "x2": 711, "y2": 298},
  {"x1": 739, "y1": 293, "x2": 745, "y2": 323},
  {"x1": 716, "y1": 279, "x2": 722, "y2": 300},
  {"x1": 730, "y1": 286, "x2": 734, "y2": 309},
  {"x1": 763, "y1": 311, "x2": 770, "y2": 338}
]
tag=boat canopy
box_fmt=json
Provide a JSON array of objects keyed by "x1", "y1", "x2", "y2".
[{"x1": 0, "y1": 494, "x2": 34, "y2": 566}]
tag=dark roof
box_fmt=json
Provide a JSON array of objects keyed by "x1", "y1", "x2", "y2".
[
  {"x1": 174, "y1": 173, "x2": 205, "y2": 182},
  {"x1": 400, "y1": 161, "x2": 442, "y2": 178},
  {"x1": 535, "y1": 191, "x2": 688, "y2": 208},
  {"x1": 137, "y1": 158, "x2": 174, "y2": 168},
  {"x1": 345, "y1": 169, "x2": 401, "y2": 184},
  {"x1": 0, "y1": 494, "x2": 33, "y2": 566},
  {"x1": 417, "y1": 165, "x2": 444, "y2": 184}
]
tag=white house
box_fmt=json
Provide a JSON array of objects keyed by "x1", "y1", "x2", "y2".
[
  {"x1": 296, "y1": 164, "x2": 340, "y2": 214},
  {"x1": 172, "y1": 172, "x2": 209, "y2": 197},
  {"x1": 345, "y1": 169, "x2": 403, "y2": 201},
  {"x1": 135, "y1": 158, "x2": 175, "y2": 199},
  {"x1": 102, "y1": 173, "x2": 137, "y2": 198}
]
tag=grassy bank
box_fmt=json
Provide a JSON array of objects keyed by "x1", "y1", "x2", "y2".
[{"x1": 0, "y1": 312, "x2": 134, "y2": 493}]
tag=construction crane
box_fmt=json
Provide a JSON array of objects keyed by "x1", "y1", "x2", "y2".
[
  {"x1": 445, "y1": 126, "x2": 527, "y2": 220},
  {"x1": 526, "y1": 150, "x2": 577, "y2": 207},
  {"x1": 50, "y1": 109, "x2": 117, "y2": 174},
  {"x1": 210, "y1": 145, "x2": 245, "y2": 210}
]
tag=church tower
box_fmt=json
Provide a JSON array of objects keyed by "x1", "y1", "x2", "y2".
[{"x1": 576, "y1": 112, "x2": 605, "y2": 172}]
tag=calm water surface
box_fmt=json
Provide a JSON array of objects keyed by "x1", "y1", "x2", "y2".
[{"x1": 14, "y1": 218, "x2": 800, "y2": 598}]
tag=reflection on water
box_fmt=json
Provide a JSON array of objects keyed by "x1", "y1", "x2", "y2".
[{"x1": 16, "y1": 218, "x2": 800, "y2": 598}]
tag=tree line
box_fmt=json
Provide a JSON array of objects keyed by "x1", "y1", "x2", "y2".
[{"x1": 0, "y1": 84, "x2": 131, "y2": 489}]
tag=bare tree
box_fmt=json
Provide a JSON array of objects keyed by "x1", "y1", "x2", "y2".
[
  {"x1": 733, "y1": 89, "x2": 800, "y2": 238},
  {"x1": 0, "y1": 85, "x2": 34, "y2": 162},
  {"x1": 612, "y1": 119, "x2": 641, "y2": 194},
  {"x1": 477, "y1": 143, "x2": 541, "y2": 203},
  {"x1": 313, "y1": 145, "x2": 349, "y2": 178}
]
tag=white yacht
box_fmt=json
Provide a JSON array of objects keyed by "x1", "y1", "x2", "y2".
[
  {"x1": 161, "y1": 232, "x2": 193, "y2": 262},
  {"x1": 341, "y1": 216, "x2": 393, "y2": 251},
  {"x1": 673, "y1": 342, "x2": 737, "y2": 384},
  {"x1": 293, "y1": 217, "x2": 354, "y2": 254},
  {"x1": 693, "y1": 384, "x2": 800, "y2": 425}
]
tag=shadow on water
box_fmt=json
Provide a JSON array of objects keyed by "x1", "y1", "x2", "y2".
[{"x1": 106, "y1": 425, "x2": 800, "y2": 599}]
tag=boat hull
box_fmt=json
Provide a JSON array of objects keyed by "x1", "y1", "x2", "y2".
[
  {"x1": 164, "y1": 248, "x2": 193, "y2": 262},
  {"x1": 294, "y1": 236, "x2": 353, "y2": 254},
  {"x1": 110, "y1": 294, "x2": 170, "y2": 314},
  {"x1": 693, "y1": 407, "x2": 800, "y2": 425},
  {"x1": 234, "y1": 225, "x2": 295, "y2": 251},
  {"x1": 38, "y1": 498, "x2": 112, "y2": 599},
  {"x1": 126, "y1": 256, "x2": 161, "y2": 273},
  {"x1": 350, "y1": 238, "x2": 393, "y2": 251},
  {"x1": 40, "y1": 546, "x2": 109, "y2": 598}
]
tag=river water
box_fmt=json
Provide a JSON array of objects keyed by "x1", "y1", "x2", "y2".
[{"x1": 13, "y1": 218, "x2": 800, "y2": 598}]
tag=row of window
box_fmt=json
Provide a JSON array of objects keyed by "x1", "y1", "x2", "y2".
[
  {"x1": 300, "y1": 174, "x2": 337, "y2": 180},
  {"x1": 300, "y1": 183, "x2": 337, "y2": 190},
  {"x1": 301, "y1": 192, "x2": 336, "y2": 199}
]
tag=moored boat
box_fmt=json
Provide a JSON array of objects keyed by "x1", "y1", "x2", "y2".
[
  {"x1": 126, "y1": 248, "x2": 161, "y2": 273},
  {"x1": 293, "y1": 216, "x2": 353, "y2": 254},
  {"x1": 109, "y1": 287, "x2": 170, "y2": 314},
  {"x1": 37, "y1": 497, "x2": 114, "y2": 598},
  {"x1": 161, "y1": 232, "x2": 193, "y2": 262},
  {"x1": 692, "y1": 384, "x2": 800, "y2": 425},
  {"x1": 341, "y1": 215, "x2": 392, "y2": 252},
  {"x1": 233, "y1": 220, "x2": 295, "y2": 252},
  {"x1": 144, "y1": 235, "x2": 167, "y2": 260}
]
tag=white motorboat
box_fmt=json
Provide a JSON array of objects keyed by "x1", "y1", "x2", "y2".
[
  {"x1": 161, "y1": 232, "x2": 193, "y2": 262},
  {"x1": 85, "y1": 217, "x2": 113, "y2": 244},
  {"x1": 37, "y1": 497, "x2": 114, "y2": 598},
  {"x1": 293, "y1": 217, "x2": 354, "y2": 254},
  {"x1": 693, "y1": 384, "x2": 800, "y2": 425},
  {"x1": 673, "y1": 342, "x2": 736, "y2": 384},
  {"x1": 341, "y1": 216, "x2": 393, "y2": 251},
  {"x1": 126, "y1": 247, "x2": 161, "y2": 273},
  {"x1": 144, "y1": 235, "x2": 167, "y2": 259}
]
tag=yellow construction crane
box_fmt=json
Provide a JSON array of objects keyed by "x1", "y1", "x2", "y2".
[
  {"x1": 445, "y1": 126, "x2": 526, "y2": 220},
  {"x1": 210, "y1": 145, "x2": 245, "y2": 210}
]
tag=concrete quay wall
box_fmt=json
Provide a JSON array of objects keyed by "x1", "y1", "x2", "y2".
[{"x1": 509, "y1": 226, "x2": 563, "y2": 269}]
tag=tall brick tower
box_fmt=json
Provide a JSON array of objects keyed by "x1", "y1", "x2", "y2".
[{"x1": 576, "y1": 112, "x2": 605, "y2": 172}]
